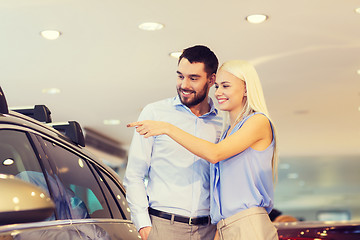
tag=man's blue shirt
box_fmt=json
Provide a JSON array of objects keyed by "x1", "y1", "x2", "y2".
[{"x1": 124, "y1": 96, "x2": 223, "y2": 231}]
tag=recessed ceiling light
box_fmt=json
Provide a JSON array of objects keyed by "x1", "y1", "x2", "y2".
[
  {"x1": 42, "y1": 88, "x2": 61, "y2": 94},
  {"x1": 287, "y1": 173, "x2": 299, "y2": 179},
  {"x1": 103, "y1": 119, "x2": 121, "y2": 125},
  {"x1": 40, "y1": 30, "x2": 61, "y2": 40},
  {"x1": 357, "y1": 69, "x2": 360, "y2": 75},
  {"x1": 169, "y1": 51, "x2": 182, "y2": 59},
  {"x1": 138, "y1": 22, "x2": 164, "y2": 31},
  {"x1": 3, "y1": 158, "x2": 14, "y2": 166},
  {"x1": 355, "y1": 8, "x2": 360, "y2": 14},
  {"x1": 78, "y1": 158, "x2": 84, "y2": 168},
  {"x1": 279, "y1": 163, "x2": 290, "y2": 169},
  {"x1": 246, "y1": 14, "x2": 269, "y2": 24}
]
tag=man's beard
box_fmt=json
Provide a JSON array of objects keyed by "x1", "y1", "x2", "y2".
[{"x1": 177, "y1": 82, "x2": 209, "y2": 108}]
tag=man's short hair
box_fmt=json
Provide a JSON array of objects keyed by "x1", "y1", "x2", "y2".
[{"x1": 178, "y1": 45, "x2": 219, "y2": 77}]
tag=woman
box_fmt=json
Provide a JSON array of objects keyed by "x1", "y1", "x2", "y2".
[{"x1": 128, "y1": 60, "x2": 279, "y2": 240}]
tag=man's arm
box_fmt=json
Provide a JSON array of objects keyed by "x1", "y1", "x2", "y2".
[{"x1": 123, "y1": 105, "x2": 155, "y2": 232}]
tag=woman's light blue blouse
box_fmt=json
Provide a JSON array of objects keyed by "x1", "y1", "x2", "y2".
[{"x1": 210, "y1": 112, "x2": 275, "y2": 224}]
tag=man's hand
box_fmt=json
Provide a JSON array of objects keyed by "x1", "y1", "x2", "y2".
[
  {"x1": 139, "y1": 226, "x2": 152, "y2": 240},
  {"x1": 214, "y1": 229, "x2": 219, "y2": 240}
]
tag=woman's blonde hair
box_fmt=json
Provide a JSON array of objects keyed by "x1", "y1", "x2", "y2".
[{"x1": 219, "y1": 60, "x2": 279, "y2": 182}]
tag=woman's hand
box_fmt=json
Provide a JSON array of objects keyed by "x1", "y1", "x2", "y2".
[{"x1": 127, "y1": 120, "x2": 171, "y2": 137}]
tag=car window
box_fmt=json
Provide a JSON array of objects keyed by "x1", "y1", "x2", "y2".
[
  {"x1": 0, "y1": 130, "x2": 49, "y2": 188},
  {"x1": 88, "y1": 164, "x2": 124, "y2": 219},
  {"x1": 41, "y1": 138, "x2": 112, "y2": 219},
  {"x1": 93, "y1": 165, "x2": 131, "y2": 220},
  {"x1": 0, "y1": 129, "x2": 55, "y2": 219},
  {"x1": 0, "y1": 130, "x2": 44, "y2": 175}
]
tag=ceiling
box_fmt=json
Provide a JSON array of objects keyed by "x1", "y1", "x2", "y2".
[{"x1": 1, "y1": 0, "x2": 360, "y2": 221}]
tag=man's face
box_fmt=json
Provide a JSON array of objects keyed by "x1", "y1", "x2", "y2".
[{"x1": 176, "y1": 58, "x2": 214, "y2": 108}]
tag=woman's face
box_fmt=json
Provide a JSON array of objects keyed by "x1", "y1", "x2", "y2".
[{"x1": 214, "y1": 69, "x2": 247, "y2": 113}]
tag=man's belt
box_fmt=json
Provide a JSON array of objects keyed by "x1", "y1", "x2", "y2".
[{"x1": 148, "y1": 207, "x2": 210, "y2": 225}]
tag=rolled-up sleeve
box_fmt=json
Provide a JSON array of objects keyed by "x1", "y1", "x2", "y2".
[{"x1": 123, "y1": 105, "x2": 155, "y2": 231}]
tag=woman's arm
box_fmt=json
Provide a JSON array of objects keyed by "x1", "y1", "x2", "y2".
[{"x1": 127, "y1": 114, "x2": 272, "y2": 164}]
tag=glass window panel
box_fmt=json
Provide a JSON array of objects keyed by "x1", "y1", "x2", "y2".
[
  {"x1": 89, "y1": 164, "x2": 124, "y2": 219},
  {"x1": 42, "y1": 139, "x2": 111, "y2": 219},
  {"x1": 98, "y1": 169, "x2": 131, "y2": 220},
  {"x1": 0, "y1": 130, "x2": 54, "y2": 219}
]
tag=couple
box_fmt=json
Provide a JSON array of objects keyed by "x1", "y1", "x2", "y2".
[{"x1": 124, "y1": 45, "x2": 279, "y2": 240}]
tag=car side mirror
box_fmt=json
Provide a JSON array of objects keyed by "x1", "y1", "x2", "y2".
[{"x1": 0, "y1": 174, "x2": 55, "y2": 225}]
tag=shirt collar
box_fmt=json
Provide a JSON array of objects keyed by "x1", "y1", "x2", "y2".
[{"x1": 173, "y1": 96, "x2": 218, "y2": 116}]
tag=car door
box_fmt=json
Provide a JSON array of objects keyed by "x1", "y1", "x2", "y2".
[
  {"x1": 38, "y1": 136, "x2": 139, "y2": 240},
  {"x1": 0, "y1": 128, "x2": 83, "y2": 239}
]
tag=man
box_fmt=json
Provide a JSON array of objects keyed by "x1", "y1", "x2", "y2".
[{"x1": 124, "y1": 45, "x2": 223, "y2": 240}]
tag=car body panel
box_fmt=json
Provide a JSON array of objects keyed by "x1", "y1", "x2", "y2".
[
  {"x1": 0, "y1": 219, "x2": 139, "y2": 240},
  {"x1": 0, "y1": 101, "x2": 140, "y2": 239},
  {"x1": 276, "y1": 220, "x2": 360, "y2": 239}
]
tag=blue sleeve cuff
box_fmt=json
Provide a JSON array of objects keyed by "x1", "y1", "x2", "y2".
[{"x1": 133, "y1": 211, "x2": 152, "y2": 232}]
